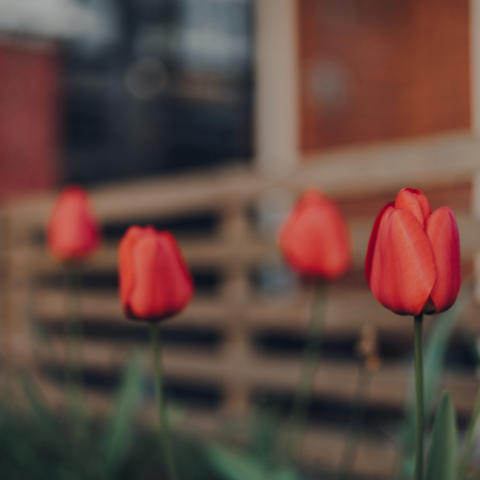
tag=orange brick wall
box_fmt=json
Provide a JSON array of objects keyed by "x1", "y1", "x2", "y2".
[
  {"x1": 0, "y1": 39, "x2": 60, "y2": 199},
  {"x1": 298, "y1": 0, "x2": 471, "y2": 153}
]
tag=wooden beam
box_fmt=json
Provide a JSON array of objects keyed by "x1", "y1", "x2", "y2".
[
  {"x1": 29, "y1": 283, "x2": 480, "y2": 338},
  {"x1": 471, "y1": 0, "x2": 480, "y2": 135},
  {"x1": 254, "y1": 0, "x2": 299, "y2": 175},
  {"x1": 34, "y1": 338, "x2": 478, "y2": 417},
  {"x1": 3, "y1": 133, "x2": 480, "y2": 229},
  {"x1": 6, "y1": 211, "x2": 479, "y2": 279}
]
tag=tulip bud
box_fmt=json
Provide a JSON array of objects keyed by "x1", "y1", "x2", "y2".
[
  {"x1": 365, "y1": 188, "x2": 461, "y2": 316},
  {"x1": 119, "y1": 226, "x2": 194, "y2": 321},
  {"x1": 279, "y1": 189, "x2": 351, "y2": 279},
  {"x1": 47, "y1": 186, "x2": 101, "y2": 261}
]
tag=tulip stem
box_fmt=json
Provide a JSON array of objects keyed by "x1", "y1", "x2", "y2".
[
  {"x1": 414, "y1": 314, "x2": 425, "y2": 480},
  {"x1": 285, "y1": 281, "x2": 326, "y2": 465},
  {"x1": 64, "y1": 264, "x2": 85, "y2": 439},
  {"x1": 151, "y1": 323, "x2": 178, "y2": 480}
]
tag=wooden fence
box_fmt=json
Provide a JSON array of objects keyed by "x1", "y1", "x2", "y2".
[{"x1": 2, "y1": 132, "x2": 480, "y2": 478}]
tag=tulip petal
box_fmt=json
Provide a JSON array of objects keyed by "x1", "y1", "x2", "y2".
[
  {"x1": 365, "y1": 201, "x2": 394, "y2": 286},
  {"x1": 395, "y1": 188, "x2": 431, "y2": 226},
  {"x1": 157, "y1": 232, "x2": 194, "y2": 315},
  {"x1": 279, "y1": 190, "x2": 351, "y2": 279},
  {"x1": 47, "y1": 186, "x2": 100, "y2": 260},
  {"x1": 120, "y1": 227, "x2": 193, "y2": 320},
  {"x1": 129, "y1": 233, "x2": 165, "y2": 318},
  {"x1": 118, "y1": 226, "x2": 150, "y2": 316},
  {"x1": 425, "y1": 207, "x2": 461, "y2": 314},
  {"x1": 369, "y1": 207, "x2": 436, "y2": 315},
  {"x1": 119, "y1": 226, "x2": 158, "y2": 315}
]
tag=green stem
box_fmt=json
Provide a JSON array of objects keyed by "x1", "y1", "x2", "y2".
[
  {"x1": 151, "y1": 323, "x2": 178, "y2": 480},
  {"x1": 64, "y1": 264, "x2": 85, "y2": 425},
  {"x1": 458, "y1": 385, "x2": 480, "y2": 480},
  {"x1": 64, "y1": 263, "x2": 86, "y2": 479},
  {"x1": 285, "y1": 281, "x2": 326, "y2": 465},
  {"x1": 414, "y1": 314, "x2": 425, "y2": 480},
  {"x1": 337, "y1": 366, "x2": 371, "y2": 480}
]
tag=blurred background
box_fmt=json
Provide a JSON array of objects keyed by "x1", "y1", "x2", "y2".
[{"x1": 0, "y1": 0, "x2": 480, "y2": 478}]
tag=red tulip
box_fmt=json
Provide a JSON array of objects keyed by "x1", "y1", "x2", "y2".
[
  {"x1": 47, "y1": 186, "x2": 100, "y2": 261},
  {"x1": 279, "y1": 189, "x2": 351, "y2": 279},
  {"x1": 119, "y1": 226, "x2": 194, "y2": 321},
  {"x1": 365, "y1": 188, "x2": 461, "y2": 316}
]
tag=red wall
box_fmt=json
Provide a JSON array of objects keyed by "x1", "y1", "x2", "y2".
[
  {"x1": 0, "y1": 39, "x2": 60, "y2": 199},
  {"x1": 298, "y1": 0, "x2": 471, "y2": 154}
]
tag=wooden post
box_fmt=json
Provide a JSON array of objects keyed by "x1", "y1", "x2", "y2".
[
  {"x1": 218, "y1": 202, "x2": 252, "y2": 413},
  {"x1": 254, "y1": 0, "x2": 300, "y2": 176},
  {"x1": 471, "y1": 0, "x2": 480, "y2": 135},
  {"x1": 1, "y1": 212, "x2": 36, "y2": 371}
]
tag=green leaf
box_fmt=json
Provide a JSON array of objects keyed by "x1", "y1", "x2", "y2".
[
  {"x1": 19, "y1": 372, "x2": 70, "y2": 457},
  {"x1": 457, "y1": 383, "x2": 480, "y2": 479},
  {"x1": 206, "y1": 443, "x2": 268, "y2": 480},
  {"x1": 249, "y1": 407, "x2": 281, "y2": 466},
  {"x1": 275, "y1": 467, "x2": 303, "y2": 480},
  {"x1": 102, "y1": 352, "x2": 145, "y2": 479},
  {"x1": 425, "y1": 391, "x2": 458, "y2": 480},
  {"x1": 205, "y1": 443, "x2": 302, "y2": 480},
  {"x1": 397, "y1": 289, "x2": 469, "y2": 477}
]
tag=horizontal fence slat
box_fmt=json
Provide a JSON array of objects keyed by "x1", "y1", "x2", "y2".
[
  {"x1": 30, "y1": 290, "x2": 226, "y2": 324},
  {"x1": 28, "y1": 286, "x2": 480, "y2": 337},
  {"x1": 4, "y1": 132, "x2": 480, "y2": 227},
  {"x1": 7, "y1": 238, "x2": 275, "y2": 275},
  {"x1": 6, "y1": 212, "x2": 478, "y2": 282},
  {"x1": 34, "y1": 338, "x2": 478, "y2": 415}
]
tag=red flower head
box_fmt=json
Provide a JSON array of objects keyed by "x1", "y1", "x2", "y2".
[
  {"x1": 119, "y1": 226, "x2": 194, "y2": 321},
  {"x1": 47, "y1": 186, "x2": 100, "y2": 261},
  {"x1": 365, "y1": 188, "x2": 461, "y2": 316},
  {"x1": 279, "y1": 189, "x2": 351, "y2": 280}
]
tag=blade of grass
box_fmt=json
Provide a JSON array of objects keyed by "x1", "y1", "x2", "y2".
[
  {"x1": 250, "y1": 406, "x2": 281, "y2": 467},
  {"x1": 102, "y1": 352, "x2": 145, "y2": 480},
  {"x1": 457, "y1": 386, "x2": 480, "y2": 480},
  {"x1": 205, "y1": 443, "x2": 302, "y2": 480},
  {"x1": 19, "y1": 372, "x2": 72, "y2": 458},
  {"x1": 397, "y1": 289, "x2": 469, "y2": 478},
  {"x1": 425, "y1": 391, "x2": 458, "y2": 480}
]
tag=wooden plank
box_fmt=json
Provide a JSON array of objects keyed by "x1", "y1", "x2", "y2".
[
  {"x1": 3, "y1": 132, "x2": 480, "y2": 229},
  {"x1": 29, "y1": 289, "x2": 226, "y2": 325},
  {"x1": 296, "y1": 131, "x2": 480, "y2": 197},
  {"x1": 7, "y1": 238, "x2": 275, "y2": 276},
  {"x1": 29, "y1": 285, "x2": 479, "y2": 337},
  {"x1": 254, "y1": 0, "x2": 299, "y2": 175},
  {"x1": 33, "y1": 337, "x2": 478, "y2": 416},
  {"x1": 1, "y1": 167, "x2": 264, "y2": 229},
  {"x1": 6, "y1": 211, "x2": 478, "y2": 283}
]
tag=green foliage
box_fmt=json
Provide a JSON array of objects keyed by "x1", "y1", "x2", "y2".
[
  {"x1": 425, "y1": 392, "x2": 458, "y2": 480},
  {"x1": 397, "y1": 291, "x2": 468, "y2": 479},
  {"x1": 457, "y1": 386, "x2": 480, "y2": 480},
  {"x1": 205, "y1": 443, "x2": 301, "y2": 480},
  {"x1": 0, "y1": 353, "x2": 151, "y2": 480},
  {"x1": 1, "y1": 292, "x2": 475, "y2": 480},
  {"x1": 19, "y1": 373, "x2": 72, "y2": 458},
  {"x1": 102, "y1": 353, "x2": 145, "y2": 479},
  {"x1": 249, "y1": 407, "x2": 281, "y2": 466}
]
